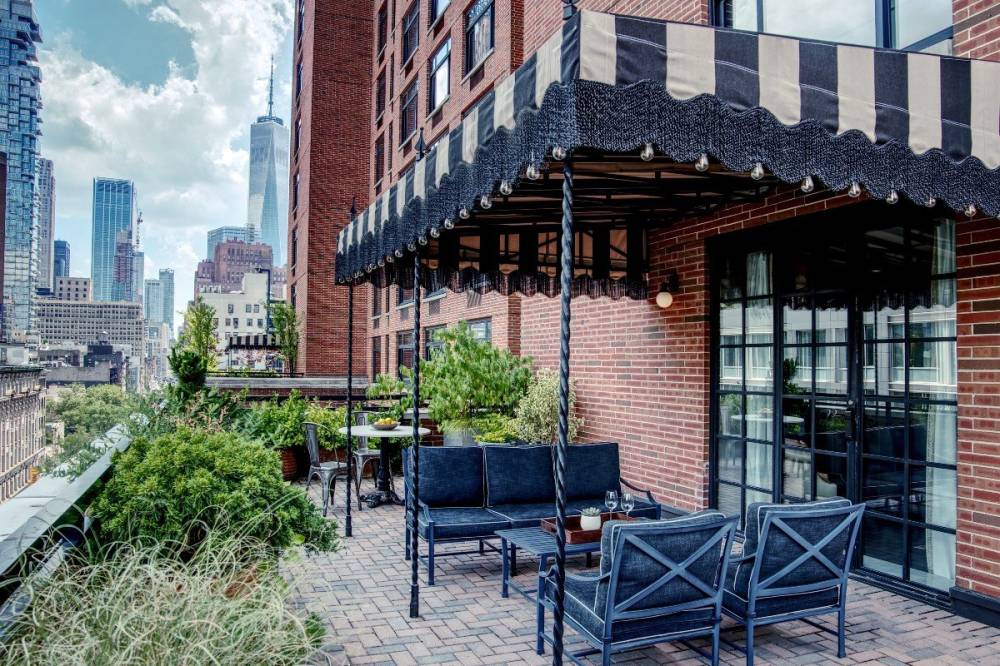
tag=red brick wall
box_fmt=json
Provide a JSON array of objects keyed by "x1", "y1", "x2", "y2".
[
  {"x1": 290, "y1": 0, "x2": 371, "y2": 376},
  {"x1": 520, "y1": 186, "x2": 858, "y2": 512},
  {"x1": 371, "y1": 286, "x2": 521, "y2": 379},
  {"x1": 956, "y1": 215, "x2": 1000, "y2": 598},
  {"x1": 523, "y1": 0, "x2": 708, "y2": 59},
  {"x1": 953, "y1": 0, "x2": 1000, "y2": 59}
]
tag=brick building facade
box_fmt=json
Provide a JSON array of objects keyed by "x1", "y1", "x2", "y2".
[{"x1": 305, "y1": 0, "x2": 1000, "y2": 621}]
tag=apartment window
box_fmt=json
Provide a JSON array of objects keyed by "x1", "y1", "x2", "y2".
[
  {"x1": 402, "y1": 2, "x2": 419, "y2": 64},
  {"x1": 375, "y1": 72, "x2": 386, "y2": 119},
  {"x1": 291, "y1": 228, "x2": 298, "y2": 267},
  {"x1": 294, "y1": 117, "x2": 302, "y2": 155},
  {"x1": 714, "y1": 0, "x2": 953, "y2": 52},
  {"x1": 377, "y1": 5, "x2": 388, "y2": 54},
  {"x1": 297, "y1": 0, "x2": 305, "y2": 39},
  {"x1": 468, "y1": 317, "x2": 492, "y2": 342},
  {"x1": 245, "y1": 304, "x2": 252, "y2": 313},
  {"x1": 258, "y1": 318, "x2": 264, "y2": 328},
  {"x1": 371, "y1": 337, "x2": 383, "y2": 380},
  {"x1": 213, "y1": 318, "x2": 219, "y2": 328},
  {"x1": 254, "y1": 304, "x2": 260, "y2": 313},
  {"x1": 389, "y1": 56, "x2": 395, "y2": 96},
  {"x1": 397, "y1": 331, "x2": 415, "y2": 378},
  {"x1": 424, "y1": 325, "x2": 445, "y2": 359},
  {"x1": 387, "y1": 123, "x2": 394, "y2": 170},
  {"x1": 428, "y1": 39, "x2": 451, "y2": 113},
  {"x1": 225, "y1": 318, "x2": 231, "y2": 327},
  {"x1": 293, "y1": 172, "x2": 300, "y2": 209},
  {"x1": 291, "y1": 284, "x2": 297, "y2": 309},
  {"x1": 233, "y1": 319, "x2": 239, "y2": 330},
  {"x1": 295, "y1": 59, "x2": 303, "y2": 101},
  {"x1": 465, "y1": 0, "x2": 494, "y2": 73},
  {"x1": 400, "y1": 80, "x2": 418, "y2": 144},
  {"x1": 246, "y1": 318, "x2": 253, "y2": 327},
  {"x1": 430, "y1": 0, "x2": 450, "y2": 24},
  {"x1": 227, "y1": 304, "x2": 234, "y2": 314},
  {"x1": 398, "y1": 285, "x2": 414, "y2": 306},
  {"x1": 373, "y1": 286, "x2": 383, "y2": 316},
  {"x1": 374, "y1": 135, "x2": 385, "y2": 183}
]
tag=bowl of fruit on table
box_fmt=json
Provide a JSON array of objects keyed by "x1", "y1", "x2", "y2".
[{"x1": 372, "y1": 417, "x2": 400, "y2": 431}]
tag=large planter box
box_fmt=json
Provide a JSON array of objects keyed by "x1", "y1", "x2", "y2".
[{"x1": 280, "y1": 448, "x2": 299, "y2": 480}]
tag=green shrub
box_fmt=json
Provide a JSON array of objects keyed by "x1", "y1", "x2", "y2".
[
  {"x1": 48, "y1": 384, "x2": 135, "y2": 436},
  {"x1": 169, "y1": 347, "x2": 209, "y2": 400},
  {"x1": 91, "y1": 427, "x2": 337, "y2": 556},
  {"x1": 414, "y1": 322, "x2": 532, "y2": 432},
  {"x1": 305, "y1": 403, "x2": 349, "y2": 450},
  {"x1": 0, "y1": 535, "x2": 325, "y2": 666},
  {"x1": 366, "y1": 373, "x2": 405, "y2": 399},
  {"x1": 514, "y1": 369, "x2": 583, "y2": 444},
  {"x1": 245, "y1": 391, "x2": 309, "y2": 449},
  {"x1": 471, "y1": 413, "x2": 518, "y2": 443}
]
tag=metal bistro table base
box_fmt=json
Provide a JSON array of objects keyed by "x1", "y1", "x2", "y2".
[
  {"x1": 339, "y1": 425, "x2": 429, "y2": 509},
  {"x1": 495, "y1": 527, "x2": 601, "y2": 655}
]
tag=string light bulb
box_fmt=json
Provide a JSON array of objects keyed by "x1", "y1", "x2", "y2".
[
  {"x1": 926, "y1": 197, "x2": 937, "y2": 208},
  {"x1": 751, "y1": 163, "x2": 764, "y2": 181},
  {"x1": 458, "y1": 207, "x2": 471, "y2": 220},
  {"x1": 430, "y1": 227, "x2": 440, "y2": 238},
  {"x1": 499, "y1": 180, "x2": 513, "y2": 196},
  {"x1": 886, "y1": 190, "x2": 899, "y2": 205},
  {"x1": 966, "y1": 204, "x2": 978, "y2": 218},
  {"x1": 551, "y1": 146, "x2": 567, "y2": 160},
  {"x1": 640, "y1": 143, "x2": 655, "y2": 161},
  {"x1": 801, "y1": 176, "x2": 815, "y2": 193},
  {"x1": 526, "y1": 164, "x2": 541, "y2": 181},
  {"x1": 848, "y1": 182, "x2": 862, "y2": 198},
  {"x1": 480, "y1": 195, "x2": 492, "y2": 210},
  {"x1": 443, "y1": 218, "x2": 455, "y2": 229},
  {"x1": 695, "y1": 153, "x2": 710, "y2": 172}
]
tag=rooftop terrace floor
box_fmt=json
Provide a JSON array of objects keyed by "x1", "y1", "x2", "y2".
[{"x1": 288, "y1": 481, "x2": 999, "y2": 665}]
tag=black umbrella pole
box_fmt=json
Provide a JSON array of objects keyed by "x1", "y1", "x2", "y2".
[
  {"x1": 409, "y1": 248, "x2": 422, "y2": 619},
  {"x1": 553, "y1": 155, "x2": 574, "y2": 665},
  {"x1": 345, "y1": 281, "x2": 353, "y2": 537}
]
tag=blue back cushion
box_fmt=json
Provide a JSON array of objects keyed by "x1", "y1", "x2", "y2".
[
  {"x1": 566, "y1": 442, "x2": 621, "y2": 500},
  {"x1": 743, "y1": 496, "x2": 851, "y2": 554},
  {"x1": 484, "y1": 445, "x2": 555, "y2": 505},
  {"x1": 409, "y1": 446, "x2": 484, "y2": 507}
]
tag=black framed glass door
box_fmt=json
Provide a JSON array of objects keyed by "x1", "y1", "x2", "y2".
[{"x1": 710, "y1": 205, "x2": 958, "y2": 594}]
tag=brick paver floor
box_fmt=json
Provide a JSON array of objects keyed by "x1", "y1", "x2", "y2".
[{"x1": 286, "y1": 481, "x2": 1000, "y2": 665}]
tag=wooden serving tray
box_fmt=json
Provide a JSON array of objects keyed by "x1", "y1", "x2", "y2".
[{"x1": 540, "y1": 512, "x2": 637, "y2": 544}]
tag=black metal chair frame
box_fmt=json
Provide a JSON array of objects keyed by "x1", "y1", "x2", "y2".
[
  {"x1": 721, "y1": 504, "x2": 865, "y2": 666},
  {"x1": 538, "y1": 516, "x2": 739, "y2": 666}
]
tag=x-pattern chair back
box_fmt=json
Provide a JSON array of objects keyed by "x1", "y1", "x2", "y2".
[
  {"x1": 604, "y1": 518, "x2": 738, "y2": 625},
  {"x1": 753, "y1": 504, "x2": 865, "y2": 598}
]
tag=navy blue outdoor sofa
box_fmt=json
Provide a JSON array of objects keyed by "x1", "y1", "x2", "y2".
[
  {"x1": 722, "y1": 497, "x2": 865, "y2": 665},
  {"x1": 538, "y1": 511, "x2": 739, "y2": 666},
  {"x1": 403, "y1": 442, "x2": 663, "y2": 585}
]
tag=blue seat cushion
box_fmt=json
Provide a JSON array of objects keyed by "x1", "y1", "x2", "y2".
[
  {"x1": 406, "y1": 446, "x2": 485, "y2": 507},
  {"x1": 545, "y1": 574, "x2": 716, "y2": 643},
  {"x1": 418, "y1": 507, "x2": 510, "y2": 540},
  {"x1": 566, "y1": 443, "x2": 621, "y2": 501},
  {"x1": 483, "y1": 445, "x2": 555, "y2": 505},
  {"x1": 488, "y1": 502, "x2": 559, "y2": 528},
  {"x1": 723, "y1": 567, "x2": 841, "y2": 619}
]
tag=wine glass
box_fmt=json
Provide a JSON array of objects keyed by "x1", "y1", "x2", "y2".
[
  {"x1": 621, "y1": 492, "x2": 635, "y2": 518},
  {"x1": 605, "y1": 490, "x2": 618, "y2": 515}
]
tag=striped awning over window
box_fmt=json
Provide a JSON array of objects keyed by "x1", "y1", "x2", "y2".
[{"x1": 336, "y1": 10, "x2": 1000, "y2": 290}]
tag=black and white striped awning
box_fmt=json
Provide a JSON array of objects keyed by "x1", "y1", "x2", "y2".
[
  {"x1": 225, "y1": 334, "x2": 279, "y2": 350},
  {"x1": 336, "y1": 10, "x2": 1000, "y2": 291}
]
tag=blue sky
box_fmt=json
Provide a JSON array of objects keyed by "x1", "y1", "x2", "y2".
[{"x1": 35, "y1": 0, "x2": 293, "y2": 321}]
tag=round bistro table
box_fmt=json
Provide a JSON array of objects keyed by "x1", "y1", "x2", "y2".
[{"x1": 339, "y1": 425, "x2": 429, "y2": 507}]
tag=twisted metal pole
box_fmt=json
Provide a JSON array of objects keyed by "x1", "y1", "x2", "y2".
[
  {"x1": 552, "y1": 155, "x2": 573, "y2": 665},
  {"x1": 409, "y1": 246, "x2": 422, "y2": 619},
  {"x1": 345, "y1": 280, "x2": 353, "y2": 537}
]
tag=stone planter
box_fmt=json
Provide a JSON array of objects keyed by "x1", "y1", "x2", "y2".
[
  {"x1": 580, "y1": 514, "x2": 602, "y2": 531},
  {"x1": 442, "y1": 428, "x2": 477, "y2": 447}
]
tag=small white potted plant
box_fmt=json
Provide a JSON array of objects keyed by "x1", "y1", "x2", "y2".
[{"x1": 580, "y1": 507, "x2": 603, "y2": 531}]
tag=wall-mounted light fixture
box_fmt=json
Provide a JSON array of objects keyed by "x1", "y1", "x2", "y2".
[{"x1": 655, "y1": 271, "x2": 679, "y2": 309}]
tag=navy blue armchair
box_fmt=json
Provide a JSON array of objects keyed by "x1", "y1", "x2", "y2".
[
  {"x1": 538, "y1": 511, "x2": 739, "y2": 666},
  {"x1": 722, "y1": 497, "x2": 865, "y2": 666}
]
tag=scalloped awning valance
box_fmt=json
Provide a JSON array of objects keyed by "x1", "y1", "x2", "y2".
[{"x1": 336, "y1": 10, "x2": 1000, "y2": 292}]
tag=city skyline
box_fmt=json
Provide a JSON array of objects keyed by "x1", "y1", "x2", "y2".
[{"x1": 33, "y1": 0, "x2": 295, "y2": 321}]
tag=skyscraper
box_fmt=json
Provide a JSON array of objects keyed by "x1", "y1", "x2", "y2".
[
  {"x1": 158, "y1": 268, "x2": 174, "y2": 334},
  {"x1": 207, "y1": 225, "x2": 254, "y2": 260},
  {"x1": 247, "y1": 60, "x2": 289, "y2": 266},
  {"x1": 53, "y1": 240, "x2": 69, "y2": 278},
  {"x1": 2, "y1": 1, "x2": 43, "y2": 334},
  {"x1": 91, "y1": 178, "x2": 136, "y2": 302},
  {"x1": 144, "y1": 278, "x2": 162, "y2": 323},
  {"x1": 37, "y1": 158, "x2": 54, "y2": 290}
]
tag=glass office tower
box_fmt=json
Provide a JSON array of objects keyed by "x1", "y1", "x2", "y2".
[
  {"x1": 91, "y1": 178, "x2": 136, "y2": 302},
  {"x1": 1, "y1": 0, "x2": 43, "y2": 334},
  {"x1": 53, "y1": 240, "x2": 69, "y2": 278},
  {"x1": 246, "y1": 65, "x2": 289, "y2": 266}
]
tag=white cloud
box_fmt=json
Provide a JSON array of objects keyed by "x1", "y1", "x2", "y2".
[{"x1": 41, "y1": 0, "x2": 293, "y2": 320}]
